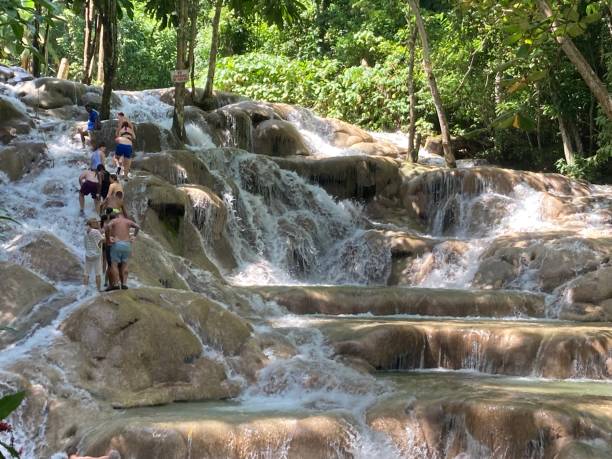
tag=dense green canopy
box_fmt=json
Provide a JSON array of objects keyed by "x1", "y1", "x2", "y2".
[{"x1": 1, "y1": 0, "x2": 611, "y2": 180}]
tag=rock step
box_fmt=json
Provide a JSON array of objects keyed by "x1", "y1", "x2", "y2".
[
  {"x1": 368, "y1": 372, "x2": 612, "y2": 458},
  {"x1": 79, "y1": 403, "x2": 355, "y2": 459},
  {"x1": 78, "y1": 374, "x2": 612, "y2": 459},
  {"x1": 307, "y1": 317, "x2": 612, "y2": 379},
  {"x1": 253, "y1": 285, "x2": 546, "y2": 318}
]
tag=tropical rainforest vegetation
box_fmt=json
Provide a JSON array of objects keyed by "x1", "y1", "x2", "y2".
[{"x1": 1, "y1": 0, "x2": 611, "y2": 180}]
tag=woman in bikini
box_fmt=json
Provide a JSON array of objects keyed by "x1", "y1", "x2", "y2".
[{"x1": 114, "y1": 121, "x2": 135, "y2": 180}]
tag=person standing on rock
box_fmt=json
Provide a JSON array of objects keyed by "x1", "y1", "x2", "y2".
[
  {"x1": 101, "y1": 190, "x2": 127, "y2": 217},
  {"x1": 84, "y1": 217, "x2": 104, "y2": 291},
  {"x1": 106, "y1": 173, "x2": 123, "y2": 198},
  {"x1": 90, "y1": 142, "x2": 106, "y2": 171},
  {"x1": 79, "y1": 104, "x2": 100, "y2": 147},
  {"x1": 96, "y1": 164, "x2": 111, "y2": 201},
  {"x1": 78, "y1": 169, "x2": 100, "y2": 216},
  {"x1": 105, "y1": 213, "x2": 140, "y2": 291},
  {"x1": 114, "y1": 121, "x2": 135, "y2": 180}
]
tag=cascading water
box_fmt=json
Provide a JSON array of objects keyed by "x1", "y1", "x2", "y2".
[{"x1": 1, "y1": 84, "x2": 611, "y2": 459}]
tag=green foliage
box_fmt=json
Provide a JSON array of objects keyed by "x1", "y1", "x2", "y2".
[
  {"x1": 115, "y1": 6, "x2": 176, "y2": 89},
  {"x1": 0, "y1": 391, "x2": 25, "y2": 459},
  {"x1": 215, "y1": 52, "x2": 415, "y2": 130}
]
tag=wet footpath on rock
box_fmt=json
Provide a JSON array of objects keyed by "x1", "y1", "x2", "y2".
[{"x1": 0, "y1": 76, "x2": 611, "y2": 459}]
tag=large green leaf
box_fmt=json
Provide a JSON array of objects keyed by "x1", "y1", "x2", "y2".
[{"x1": 0, "y1": 392, "x2": 25, "y2": 420}]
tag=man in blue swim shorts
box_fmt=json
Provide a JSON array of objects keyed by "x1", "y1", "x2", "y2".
[{"x1": 105, "y1": 213, "x2": 140, "y2": 291}]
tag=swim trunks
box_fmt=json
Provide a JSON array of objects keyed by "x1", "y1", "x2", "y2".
[
  {"x1": 80, "y1": 180, "x2": 98, "y2": 198},
  {"x1": 115, "y1": 143, "x2": 133, "y2": 159},
  {"x1": 110, "y1": 240, "x2": 131, "y2": 264}
]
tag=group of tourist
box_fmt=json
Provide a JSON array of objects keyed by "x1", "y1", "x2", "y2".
[{"x1": 78, "y1": 108, "x2": 140, "y2": 292}]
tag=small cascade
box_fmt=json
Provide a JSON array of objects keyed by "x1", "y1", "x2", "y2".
[{"x1": 192, "y1": 149, "x2": 385, "y2": 285}]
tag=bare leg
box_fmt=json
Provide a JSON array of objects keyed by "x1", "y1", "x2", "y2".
[
  {"x1": 79, "y1": 128, "x2": 85, "y2": 146},
  {"x1": 95, "y1": 197, "x2": 100, "y2": 214},
  {"x1": 95, "y1": 275, "x2": 101, "y2": 291},
  {"x1": 83, "y1": 274, "x2": 89, "y2": 286},
  {"x1": 79, "y1": 193, "x2": 85, "y2": 213},
  {"x1": 123, "y1": 158, "x2": 132, "y2": 178},
  {"x1": 110, "y1": 262, "x2": 120, "y2": 288},
  {"x1": 120, "y1": 262, "x2": 128, "y2": 286}
]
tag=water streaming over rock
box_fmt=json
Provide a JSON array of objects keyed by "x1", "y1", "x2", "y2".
[{"x1": 1, "y1": 86, "x2": 611, "y2": 458}]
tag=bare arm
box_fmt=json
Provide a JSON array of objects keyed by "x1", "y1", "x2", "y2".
[{"x1": 130, "y1": 220, "x2": 140, "y2": 236}]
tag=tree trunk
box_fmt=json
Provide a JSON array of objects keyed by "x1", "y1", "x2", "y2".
[
  {"x1": 538, "y1": 0, "x2": 612, "y2": 120},
  {"x1": 173, "y1": 0, "x2": 189, "y2": 142},
  {"x1": 407, "y1": 23, "x2": 418, "y2": 162},
  {"x1": 82, "y1": 0, "x2": 96, "y2": 84},
  {"x1": 315, "y1": 0, "x2": 331, "y2": 53},
  {"x1": 188, "y1": 0, "x2": 199, "y2": 98},
  {"x1": 57, "y1": 58, "x2": 69, "y2": 79},
  {"x1": 407, "y1": 0, "x2": 455, "y2": 168},
  {"x1": 97, "y1": 24, "x2": 105, "y2": 83},
  {"x1": 42, "y1": 21, "x2": 50, "y2": 76},
  {"x1": 100, "y1": 1, "x2": 117, "y2": 120},
  {"x1": 202, "y1": 0, "x2": 223, "y2": 100},
  {"x1": 31, "y1": 4, "x2": 42, "y2": 77},
  {"x1": 89, "y1": 19, "x2": 101, "y2": 83},
  {"x1": 558, "y1": 116, "x2": 575, "y2": 165},
  {"x1": 568, "y1": 118, "x2": 584, "y2": 155}
]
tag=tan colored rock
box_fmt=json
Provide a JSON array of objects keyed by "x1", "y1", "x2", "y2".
[
  {"x1": 13, "y1": 231, "x2": 82, "y2": 282},
  {"x1": 81, "y1": 409, "x2": 352, "y2": 459},
  {"x1": 0, "y1": 261, "x2": 55, "y2": 327},
  {"x1": 351, "y1": 140, "x2": 402, "y2": 157},
  {"x1": 253, "y1": 119, "x2": 311, "y2": 157},
  {"x1": 95, "y1": 120, "x2": 181, "y2": 153},
  {"x1": 319, "y1": 318, "x2": 612, "y2": 379},
  {"x1": 180, "y1": 185, "x2": 237, "y2": 271},
  {"x1": 565, "y1": 267, "x2": 612, "y2": 305},
  {"x1": 0, "y1": 142, "x2": 47, "y2": 181},
  {"x1": 272, "y1": 155, "x2": 401, "y2": 201},
  {"x1": 0, "y1": 94, "x2": 33, "y2": 136},
  {"x1": 254, "y1": 286, "x2": 545, "y2": 318},
  {"x1": 367, "y1": 373, "x2": 612, "y2": 459},
  {"x1": 326, "y1": 118, "x2": 373, "y2": 147},
  {"x1": 124, "y1": 175, "x2": 222, "y2": 278},
  {"x1": 61, "y1": 288, "x2": 259, "y2": 407},
  {"x1": 133, "y1": 149, "x2": 218, "y2": 187}
]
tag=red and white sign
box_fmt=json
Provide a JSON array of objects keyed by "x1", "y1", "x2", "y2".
[{"x1": 171, "y1": 69, "x2": 189, "y2": 83}]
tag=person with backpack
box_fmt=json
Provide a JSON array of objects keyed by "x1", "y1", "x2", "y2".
[{"x1": 79, "y1": 104, "x2": 101, "y2": 147}]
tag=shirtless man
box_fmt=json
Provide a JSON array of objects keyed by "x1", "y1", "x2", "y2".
[
  {"x1": 101, "y1": 190, "x2": 127, "y2": 217},
  {"x1": 78, "y1": 169, "x2": 100, "y2": 215},
  {"x1": 105, "y1": 213, "x2": 140, "y2": 290}
]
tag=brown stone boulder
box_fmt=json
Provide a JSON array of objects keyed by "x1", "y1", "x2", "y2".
[
  {"x1": 0, "y1": 261, "x2": 56, "y2": 321},
  {"x1": 133, "y1": 149, "x2": 218, "y2": 188},
  {"x1": 271, "y1": 155, "x2": 401, "y2": 201},
  {"x1": 560, "y1": 267, "x2": 612, "y2": 321},
  {"x1": 80, "y1": 409, "x2": 352, "y2": 459},
  {"x1": 124, "y1": 174, "x2": 222, "y2": 277},
  {"x1": 0, "y1": 94, "x2": 33, "y2": 137},
  {"x1": 473, "y1": 233, "x2": 610, "y2": 292},
  {"x1": 350, "y1": 140, "x2": 402, "y2": 157},
  {"x1": 253, "y1": 119, "x2": 311, "y2": 157},
  {"x1": 94, "y1": 120, "x2": 181, "y2": 153},
  {"x1": 11, "y1": 231, "x2": 82, "y2": 282},
  {"x1": 179, "y1": 185, "x2": 237, "y2": 271},
  {"x1": 326, "y1": 118, "x2": 373, "y2": 147},
  {"x1": 17, "y1": 77, "x2": 94, "y2": 109},
  {"x1": 0, "y1": 142, "x2": 47, "y2": 181},
  {"x1": 254, "y1": 286, "x2": 545, "y2": 318},
  {"x1": 61, "y1": 288, "x2": 260, "y2": 407},
  {"x1": 319, "y1": 318, "x2": 612, "y2": 378}
]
